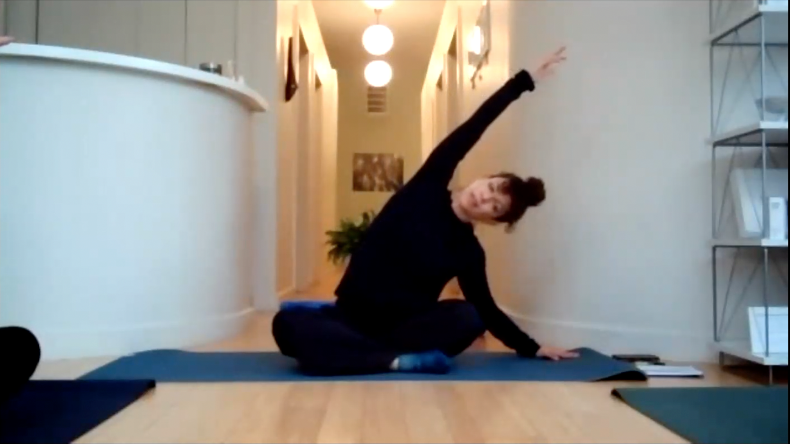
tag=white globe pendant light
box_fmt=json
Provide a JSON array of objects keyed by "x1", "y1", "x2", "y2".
[
  {"x1": 364, "y1": 0, "x2": 393, "y2": 10},
  {"x1": 362, "y1": 24, "x2": 394, "y2": 56},
  {"x1": 365, "y1": 60, "x2": 392, "y2": 87}
]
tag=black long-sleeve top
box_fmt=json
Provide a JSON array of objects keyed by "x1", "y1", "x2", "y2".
[{"x1": 335, "y1": 69, "x2": 541, "y2": 356}]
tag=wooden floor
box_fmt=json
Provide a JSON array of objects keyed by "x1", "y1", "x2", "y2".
[{"x1": 34, "y1": 297, "x2": 781, "y2": 444}]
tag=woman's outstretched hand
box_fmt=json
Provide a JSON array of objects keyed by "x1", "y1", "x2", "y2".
[
  {"x1": 530, "y1": 46, "x2": 567, "y2": 84},
  {"x1": 0, "y1": 36, "x2": 15, "y2": 47},
  {"x1": 536, "y1": 345, "x2": 580, "y2": 361}
]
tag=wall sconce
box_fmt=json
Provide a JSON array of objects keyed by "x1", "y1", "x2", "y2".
[{"x1": 467, "y1": 0, "x2": 491, "y2": 88}]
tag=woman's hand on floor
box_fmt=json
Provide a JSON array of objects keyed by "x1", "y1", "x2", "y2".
[
  {"x1": 0, "y1": 36, "x2": 15, "y2": 47},
  {"x1": 536, "y1": 345, "x2": 580, "y2": 361}
]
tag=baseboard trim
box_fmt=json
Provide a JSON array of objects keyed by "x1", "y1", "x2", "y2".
[
  {"x1": 498, "y1": 304, "x2": 716, "y2": 363},
  {"x1": 278, "y1": 287, "x2": 296, "y2": 299},
  {"x1": 34, "y1": 308, "x2": 255, "y2": 360}
]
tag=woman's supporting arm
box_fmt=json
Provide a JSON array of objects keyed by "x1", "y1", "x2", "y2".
[
  {"x1": 457, "y1": 245, "x2": 541, "y2": 357},
  {"x1": 413, "y1": 69, "x2": 536, "y2": 187}
]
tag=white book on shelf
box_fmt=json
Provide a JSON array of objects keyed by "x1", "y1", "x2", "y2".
[
  {"x1": 768, "y1": 198, "x2": 788, "y2": 241},
  {"x1": 763, "y1": 0, "x2": 788, "y2": 8},
  {"x1": 729, "y1": 168, "x2": 789, "y2": 239},
  {"x1": 749, "y1": 307, "x2": 789, "y2": 355}
]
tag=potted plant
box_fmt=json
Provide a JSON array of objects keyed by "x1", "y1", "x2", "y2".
[{"x1": 325, "y1": 210, "x2": 376, "y2": 267}]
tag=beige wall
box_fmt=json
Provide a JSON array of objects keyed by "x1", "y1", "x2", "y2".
[
  {"x1": 275, "y1": 0, "x2": 337, "y2": 296},
  {"x1": 334, "y1": 56, "x2": 423, "y2": 222},
  {"x1": 422, "y1": 0, "x2": 787, "y2": 362},
  {"x1": 318, "y1": 70, "x2": 339, "y2": 283}
]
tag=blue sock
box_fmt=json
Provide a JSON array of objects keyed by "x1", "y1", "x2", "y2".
[
  {"x1": 393, "y1": 351, "x2": 452, "y2": 374},
  {"x1": 279, "y1": 300, "x2": 335, "y2": 311}
]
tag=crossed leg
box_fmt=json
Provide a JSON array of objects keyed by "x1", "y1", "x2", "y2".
[{"x1": 272, "y1": 299, "x2": 485, "y2": 376}]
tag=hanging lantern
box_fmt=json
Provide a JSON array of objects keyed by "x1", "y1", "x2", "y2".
[
  {"x1": 362, "y1": 24, "x2": 394, "y2": 56},
  {"x1": 364, "y1": 60, "x2": 393, "y2": 87}
]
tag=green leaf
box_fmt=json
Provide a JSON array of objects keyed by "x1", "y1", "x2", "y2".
[{"x1": 325, "y1": 210, "x2": 378, "y2": 263}]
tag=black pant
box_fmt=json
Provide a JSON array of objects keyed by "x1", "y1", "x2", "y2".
[
  {"x1": 0, "y1": 327, "x2": 41, "y2": 406},
  {"x1": 272, "y1": 299, "x2": 486, "y2": 376}
]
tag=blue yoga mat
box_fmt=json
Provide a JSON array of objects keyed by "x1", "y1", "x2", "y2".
[
  {"x1": 79, "y1": 348, "x2": 646, "y2": 382},
  {"x1": 0, "y1": 379, "x2": 155, "y2": 444},
  {"x1": 613, "y1": 387, "x2": 789, "y2": 444}
]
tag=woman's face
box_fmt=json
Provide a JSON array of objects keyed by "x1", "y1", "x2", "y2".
[{"x1": 457, "y1": 177, "x2": 511, "y2": 223}]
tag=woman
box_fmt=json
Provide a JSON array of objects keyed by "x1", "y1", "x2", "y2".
[{"x1": 273, "y1": 47, "x2": 578, "y2": 376}]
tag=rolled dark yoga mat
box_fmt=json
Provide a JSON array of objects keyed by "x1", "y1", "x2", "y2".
[
  {"x1": 0, "y1": 379, "x2": 156, "y2": 444},
  {"x1": 0, "y1": 327, "x2": 41, "y2": 406},
  {"x1": 0, "y1": 327, "x2": 155, "y2": 444},
  {"x1": 612, "y1": 386, "x2": 789, "y2": 444},
  {"x1": 79, "y1": 347, "x2": 647, "y2": 382}
]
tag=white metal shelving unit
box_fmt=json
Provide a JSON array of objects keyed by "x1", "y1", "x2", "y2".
[{"x1": 709, "y1": 0, "x2": 789, "y2": 384}]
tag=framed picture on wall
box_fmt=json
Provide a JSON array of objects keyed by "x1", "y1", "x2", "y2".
[{"x1": 352, "y1": 153, "x2": 404, "y2": 192}]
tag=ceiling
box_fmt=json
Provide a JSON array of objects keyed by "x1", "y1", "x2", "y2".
[{"x1": 313, "y1": 0, "x2": 446, "y2": 70}]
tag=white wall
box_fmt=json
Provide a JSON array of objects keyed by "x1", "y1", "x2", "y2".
[
  {"x1": 9, "y1": 0, "x2": 235, "y2": 67},
  {"x1": 508, "y1": 0, "x2": 716, "y2": 362},
  {"x1": 237, "y1": 0, "x2": 280, "y2": 310},
  {"x1": 422, "y1": 0, "x2": 783, "y2": 362},
  {"x1": 4, "y1": 0, "x2": 36, "y2": 44},
  {"x1": 0, "y1": 0, "x2": 6, "y2": 35}
]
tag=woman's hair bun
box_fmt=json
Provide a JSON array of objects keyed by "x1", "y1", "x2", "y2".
[{"x1": 521, "y1": 177, "x2": 546, "y2": 207}]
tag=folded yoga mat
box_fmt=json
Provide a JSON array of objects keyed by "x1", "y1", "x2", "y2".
[
  {"x1": 79, "y1": 347, "x2": 646, "y2": 382},
  {"x1": 0, "y1": 379, "x2": 155, "y2": 444},
  {"x1": 613, "y1": 386, "x2": 789, "y2": 444}
]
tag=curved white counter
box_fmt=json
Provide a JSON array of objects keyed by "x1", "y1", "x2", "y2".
[
  {"x1": 0, "y1": 44, "x2": 267, "y2": 359},
  {"x1": 0, "y1": 43, "x2": 268, "y2": 111}
]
